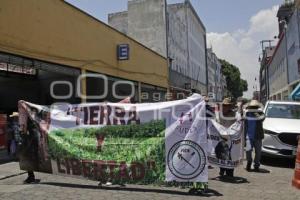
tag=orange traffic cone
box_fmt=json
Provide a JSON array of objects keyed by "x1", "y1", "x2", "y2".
[{"x1": 292, "y1": 137, "x2": 300, "y2": 189}]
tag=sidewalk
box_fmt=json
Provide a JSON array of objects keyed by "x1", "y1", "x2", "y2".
[
  {"x1": 0, "y1": 162, "x2": 26, "y2": 180},
  {"x1": 0, "y1": 161, "x2": 25, "y2": 180},
  {"x1": 0, "y1": 149, "x2": 24, "y2": 180}
]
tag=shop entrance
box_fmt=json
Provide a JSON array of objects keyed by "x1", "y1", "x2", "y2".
[{"x1": 0, "y1": 52, "x2": 81, "y2": 115}]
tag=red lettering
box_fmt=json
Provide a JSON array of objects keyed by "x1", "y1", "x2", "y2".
[
  {"x1": 113, "y1": 107, "x2": 126, "y2": 125},
  {"x1": 82, "y1": 160, "x2": 93, "y2": 178},
  {"x1": 130, "y1": 162, "x2": 145, "y2": 180},
  {"x1": 118, "y1": 162, "x2": 130, "y2": 180},
  {"x1": 147, "y1": 160, "x2": 156, "y2": 170},
  {"x1": 70, "y1": 159, "x2": 82, "y2": 175},
  {"x1": 84, "y1": 107, "x2": 89, "y2": 125},
  {"x1": 127, "y1": 106, "x2": 140, "y2": 125},
  {"x1": 94, "y1": 160, "x2": 107, "y2": 181},
  {"x1": 100, "y1": 105, "x2": 111, "y2": 125},
  {"x1": 107, "y1": 160, "x2": 118, "y2": 179},
  {"x1": 89, "y1": 106, "x2": 99, "y2": 125}
]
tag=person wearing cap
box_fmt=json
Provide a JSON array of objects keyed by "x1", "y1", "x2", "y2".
[
  {"x1": 216, "y1": 97, "x2": 240, "y2": 178},
  {"x1": 7, "y1": 112, "x2": 20, "y2": 158},
  {"x1": 244, "y1": 100, "x2": 265, "y2": 172}
]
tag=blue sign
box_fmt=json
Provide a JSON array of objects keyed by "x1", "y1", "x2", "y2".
[
  {"x1": 117, "y1": 44, "x2": 129, "y2": 60},
  {"x1": 289, "y1": 83, "x2": 300, "y2": 100}
]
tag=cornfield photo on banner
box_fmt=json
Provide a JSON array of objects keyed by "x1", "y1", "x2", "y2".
[{"x1": 17, "y1": 94, "x2": 242, "y2": 186}]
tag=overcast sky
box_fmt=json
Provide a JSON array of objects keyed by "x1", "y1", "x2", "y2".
[{"x1": 66, "y1": 0, "x2": 283, "y2": 98}]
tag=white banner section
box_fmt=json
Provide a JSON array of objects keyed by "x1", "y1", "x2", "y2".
[
  {"x1": 165, "y1": 97, "x2": 207, "y2": 182},
  {"x1": 207, "y1": 120, "x2": 244, "y2": 169}
]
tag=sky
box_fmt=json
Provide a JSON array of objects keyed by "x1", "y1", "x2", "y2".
[{"x1": 66, "y1": 0, "x2": 284, "y2": 98}]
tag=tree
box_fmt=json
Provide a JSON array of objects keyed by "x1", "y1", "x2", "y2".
[{"x1": 219, "y1": 59, "x2": 248, "y2": 99}]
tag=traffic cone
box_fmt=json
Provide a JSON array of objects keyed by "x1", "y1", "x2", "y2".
[{"x1": 292, "y1": 137, "x2": 300, "y2": 189}]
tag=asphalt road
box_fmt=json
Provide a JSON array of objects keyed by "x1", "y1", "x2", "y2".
[{"x1": 0, "y1": 157, "x2": 299, "y2": 200}]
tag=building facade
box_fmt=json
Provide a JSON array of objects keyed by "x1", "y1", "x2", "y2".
[
  {"x1": 206, "y1": 48, "x2": 224, "y2": 102},
  {"x1": 108, "y1": 0, "x2": 167, "y2": 57},
  {"x1": 266, "y1": 2, "x2": 300, "y2": 101},
  {"x1": 286, "y1": 8, "x2": 300, "y2": 91},
  {"x1": 108, "y1": 0, "x2": 207, "y2": 97},
  {"x1": 259, "y1": 46, "x2": 275, "y2": 104},
  {"x1": 0, "y1": 0, "x2": 169, "y2": 114},
  {"x1": 207, "y1": 48, "x2": 216, "y2": 100},
  {"x1": 268, "y1": 33, "x2": 289, "y2": 100}
]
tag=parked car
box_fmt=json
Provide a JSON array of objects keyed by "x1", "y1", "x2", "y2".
[{"x1": 262, "y1": 101, "x2": 300, "y2": 158}]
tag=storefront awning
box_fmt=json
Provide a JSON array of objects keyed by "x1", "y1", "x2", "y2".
[{"x1": 289, "y1": 83, "x2": 300, "y2": 100}]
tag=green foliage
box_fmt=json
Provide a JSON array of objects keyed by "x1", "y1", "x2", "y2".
[
  {"x1": 219, "y1": 59, "x2": 248, "y2": 99},
  {"x1": 51, "y1": 120, "x2": 165, "y2": 138},
  {"x1": 47, "y1": 120, "x2": 166, "y2": 184}
]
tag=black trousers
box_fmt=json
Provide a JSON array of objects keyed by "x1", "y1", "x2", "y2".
[
  {"x1": 220, "y1": 168, "x2": 234, "y2": 177},
  {"x1": 28, "y1": 171, "x2": 35, "y2": 178},
  {"x1": 7, "y1": 140, "x2": 11, "y2": 155}
]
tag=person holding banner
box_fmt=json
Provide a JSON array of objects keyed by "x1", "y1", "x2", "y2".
[
  {"x1": 216, "y1": 98, "x2": 239, "y2": 178},
  {"x1": 23, "y1": 117, "x2": 40, "y2": 183},
  {"x1": 18, "y1": 103, "x2": 41, "y2": 184},
  {"x1": 244, "y1": 100, "x2": 265, "y2": 172}
]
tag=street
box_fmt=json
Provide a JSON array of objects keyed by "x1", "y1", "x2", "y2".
[
  {"x1": 0, "y1": 157, "x2": 299, "y2": 200},
  {"x1": 1, "y1": 0, "x2": 300, "y2": 199}
]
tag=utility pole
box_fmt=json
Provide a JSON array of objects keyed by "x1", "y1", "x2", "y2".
[
  {"x1": 259, "y1": 40, "x2": 273, "y2": 102},
  {"x1": 260, "y1": 40, "x2": 273, "y2": 53}
]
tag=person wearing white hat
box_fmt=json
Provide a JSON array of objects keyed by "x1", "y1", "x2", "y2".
[
  {"x1": 217, "y1": 98, "x2": 237, "y2": 178},
  {"x1": 244, "y1": 100, "x2": 265, "y2": 172}
]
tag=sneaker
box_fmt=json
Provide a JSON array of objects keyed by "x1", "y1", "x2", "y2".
[
  {"x1": 104, "y1": 181, "x2": 112, "y2": 186},
  {"x1": 23, "y1": 176, "x2": 35, "y2": 184}
]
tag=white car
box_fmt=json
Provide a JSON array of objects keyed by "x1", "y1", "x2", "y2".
[{"x1": 262, "y1": 101, "x2": 300, "y2": 158}]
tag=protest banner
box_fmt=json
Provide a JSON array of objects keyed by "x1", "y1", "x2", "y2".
[
  {"x1": 207, "y1": 120, "x2": 244, "y2": 169},
  {"x1": 17, "y1": 94, "x2": 208, "y2": 184}
]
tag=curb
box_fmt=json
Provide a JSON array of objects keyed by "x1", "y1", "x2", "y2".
[{"x1": 0, "y1": 171, "x2": 27, "y2": 181}]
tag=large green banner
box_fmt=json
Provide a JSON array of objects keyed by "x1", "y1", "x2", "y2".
[{"x1": 18, "y1": 94, "x2": 209, "y2": 184}]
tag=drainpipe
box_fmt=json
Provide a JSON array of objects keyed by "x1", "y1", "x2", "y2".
[
  {"x1": 205, "y1": 34, "x2": 209, "y2": 95},
  {"x1": 297, "y1": 9, "x2": 300, "y2": 49},
  {"x1": 164, "y1": 0, "x2": 171, "y2": 96},
  {"x1": 284, "y1": 27, "x2": 290, "y2": 88}
]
